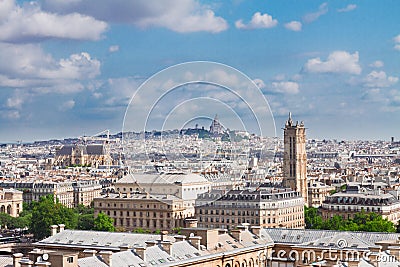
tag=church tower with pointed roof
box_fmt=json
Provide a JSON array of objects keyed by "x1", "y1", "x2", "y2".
[{"x1": 283, "y1": 112, "x2": 308, "y2": 204}]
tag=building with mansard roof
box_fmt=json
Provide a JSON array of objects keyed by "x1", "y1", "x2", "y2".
[{"x1": 321, "y1": 184, "x2": 400, "y2": 223}]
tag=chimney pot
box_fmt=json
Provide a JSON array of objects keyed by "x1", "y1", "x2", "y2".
[
  {"x1": 50, "y1": 225, "x2": 58, "y2": 236},
  {"x1": 188, "y1": 236, "x2": 202, "y2": 250},
  {"x1": 19, "y1": 259, "x2": 34, "y2": 267},
  {"x1": 160, "y1": 241, "x2": 172, "y2": 254},
  {"x1": 58, "y1": 224, "x2": 65, "y2": 232},
  {"x1": 134, "y1": 246, "x2": 146, "y2": 261},
  {"x1": 119, "y1": 244, "x2": 130, "y2": 252},
  {"x1": 174, "y1": 235, "x2": 186, "y2": 242},
  {"x1": 161, "y1": 231, "x2": 168, "y2": 242},
  {"x1": 13, "y1": 253, "x2": 23, "y2": 267},
  {"x1": 83, "y1": 249, "x2": 97, "y2": 258},
  {"x1": 99, "y1": 251, "x2": 112, "y2": 267}
]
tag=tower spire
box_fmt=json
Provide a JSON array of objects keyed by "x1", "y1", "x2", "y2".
[{"x1": 286, "y1": 112, "x2": 293, "y2": 126}]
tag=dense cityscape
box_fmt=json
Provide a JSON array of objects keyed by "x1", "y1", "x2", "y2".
[
  {"x1": 1, "y1": 1, "x2": 399, "y2": 266},
  {"x1": 0, "y1": 114, "x2": 400, "y2": 266}
]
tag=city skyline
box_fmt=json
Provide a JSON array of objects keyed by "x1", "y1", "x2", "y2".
[{"x1": 1, "y1": 1, "x2": 400, "y2": 142}]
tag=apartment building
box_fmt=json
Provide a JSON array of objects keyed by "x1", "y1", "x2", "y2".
[
  {"x1": 195, "y1": 187, "x2": 305, "y2": 229},
  {"x1": 93, "y1": 192, "x2": 189, "y2": 232},
  {"x1": 0, "y1": 180, "x2": 102, "y2": 208},
  {"x1": 115, "y1": 172, "x2": 211, "y2": 215},
  {"x1": 321, "y1": 185, "x2": 400, "y2": 223},
  {"x1": 307, "y1": 180, "x2": 335, "y2": 207}
]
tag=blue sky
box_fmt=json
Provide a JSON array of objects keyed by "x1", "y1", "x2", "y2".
[{"x1": 1, "y1": 0, "x2": 400, "y2": 142}]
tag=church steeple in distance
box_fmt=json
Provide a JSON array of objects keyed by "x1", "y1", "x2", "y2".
[{"x1": 283, "y1": 112, "x2": 308, "y2": 205}]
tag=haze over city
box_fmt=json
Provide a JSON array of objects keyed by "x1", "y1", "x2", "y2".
[{"x1": 1, "y1": 0, "x2": 400, "y2": 142}]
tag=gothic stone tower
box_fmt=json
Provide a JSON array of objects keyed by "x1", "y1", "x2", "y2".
[{"x1": 283, "y1": 112, "x2": 308, "y2": 204}]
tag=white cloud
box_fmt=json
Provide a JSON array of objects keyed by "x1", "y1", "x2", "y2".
[
  {"x1": 253, "y1": 78, "x2": 266, "y2": 89},
  {"x1": 271, "y1": 81, "x2": 299, "y2": 94},
  {"x1": 303, "y1": 3, "x2": 328, "y2": 23},
  {"x1": 394, "y1": 35, "x2": 400, "y2": 51},
  {"x1": 109, "y1": 45, "x2": 119, "y2": 53},
  {"x1": 0, "y1": 0, "x2": 107, "y2": 42},
  {"x1": 254, "y1": 78, "x2": 299, "y2": 94},
  {"x1": 2, "y1": 110, "x2": 20, "y2": 120},
  {"x1": 303, "y1": 51, "x2": 362, "y2": 75},
  {"x1": 337, "y1": 4, "x2": 357, "y2": 12},
  {"x1": 235, "y1": 12, "x2": 278, "y2": 29},
  {"x1": 284, "y1": 21, "x2": 302, "y2": 31},
  {"x1": 5, "y1": 90, "x2": 29, "y2": 109},
  {"x1": 41, "y1": 0, "x2": 228, "y2": 33},
  {"x1": 59, "y1": 100, "x2": 75, "y2": 111},
  {"x1": 0, "y1": 43, "x2": 100, "y2": 93},
  {"x1": 369, "y1": 60, "x2": 384, "y2": 68},
  {"x1": 364, "y1": 71, "x2": 398, "y2": 88}
]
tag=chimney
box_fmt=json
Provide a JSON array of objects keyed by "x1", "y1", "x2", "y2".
[
  {"x1": 50, "y1": 225, "x2": 58, "y2": 236},
  {"x1": 82, "y1": 249, "x2": 97, "y2": 258},
  {"x1": 99, "y1": 251, "x2": 112, "y2": 267},
  {"x1": 19, "y1": 259, "x2": 33, "y2": 267},
  {"x1": 218, "y1": 229, "x2": 228, "y2": 235},
  {"x1": 185, "y1": 218, "x2": 198, "y2": 228},
  {"x1": 134, "y1": 246, "x2": 146, "y2": 261},
  {"x1": 58, "y1": 224, "x2": 65, "y2": 233},
  {"x1": 13, "y1": 253, "x2": 23, "y2": 267},
  {"x1": 188, "y1": 236, "x2": 202, "y2": 250},
  {"x1": 251, "y1": 226, "x2": 261, "y2": 236},
  {"x1": 238, "y1": 223, "x2": 250, "y2": 231},
  {"x1": 174, "y1": 235, "x2": 186, "y2": 242},
  {"x1": 119, "y1": 244, "x2": 130, "y2": 252},
  {"x1": 145, "y1": 240, "x2": 157, "y2": 247},
  {"x1": 231, "y1": 229, "x2": 242, "y2": 242},
  {"x1": 161, "y1": 231, "x2": 168, "y2": 242},
  {"x1": 160, "y1": 241, "x2": 172, "y2": 254}
]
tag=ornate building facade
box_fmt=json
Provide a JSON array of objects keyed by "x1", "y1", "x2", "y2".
[
  {"x1": 283, "y1": 113, "x2": 308, "y2": 204},
  {"x1": 0, "y1": 188, "x2": 23, "y2": 217},
  {"x1": 54, "y1": 144, "x2": 112, "y2": 168},
  {"x1": 195, "y1": 187, "x2": 305, "y2": 229}
]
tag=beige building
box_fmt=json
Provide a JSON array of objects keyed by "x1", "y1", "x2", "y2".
[
  {"x1": 0, "y1": 188, "x2": 23, "y2": 217},
  {"x1": 0, "y1": 180, "x2": 102, "y2": 208},
  {"x1": 283, "y1": 113, "x2": 308, "y2": 204},
  {"x1": 195, "y1": 187, "x2": 305, "y2": 229},
  {"x1": 307, "y1": 180, "x2": 335, "y2": 207},
  {"x1": 115, "y1": 172, "x2": 212, "y2": 216},
  {"x1": 94, "y1": 192, "x2": 190, "y2": 232},
  {"x1": 73, "y1": 180, "x2": 102, "y2": 207},
  {"x1": 321, "y1": 185, "x2": 400, "y2": 223}
]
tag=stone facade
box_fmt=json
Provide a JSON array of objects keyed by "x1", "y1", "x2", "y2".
[
  {"x1": 94, "y1": 193, "x2": 190, "y2": 232},
  {"x1": 54, "y1": 144, "x2": 112, "y2": 168},
  {"x1": 195, "y1": 187, "x2": 305, "y2": 229},
  {"x1": 283, "y1": 113, "x2": 308, "y2": 204},
  {"x1": 321, "y1": 186, "x2": 400, "y2": 223},
  {"x1": 307, "y1": 180, "x2": 335, "y2": 207},
  {"x1": 0, "y1": 188, "x2": 23, "y2": 217}
]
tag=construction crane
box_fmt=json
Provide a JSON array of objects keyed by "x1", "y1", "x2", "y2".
[{"x1": 80, "y1": 129, "x2": 110, "y2": 145}]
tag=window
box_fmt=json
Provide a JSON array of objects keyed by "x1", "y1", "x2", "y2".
[{"x1": 67, "y1": 257, "x2": 74, "y2": 263}]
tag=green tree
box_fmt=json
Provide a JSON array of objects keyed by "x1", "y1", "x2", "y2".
[
  {"x1": 93, "y1": 212, "x2": 115, "y2": 232},
  {"x1": 0, "y1": 213, "x2": 13, "y2": 228},
  {"x1": 304, "y1": 206, "x2": 323, "y2": 229},
  {"x1": 77, "y1": 214, "x2": 94, "y2": 230},
  {"x1": 30, "y1": 195, "x2": 78, "y2": 240}
]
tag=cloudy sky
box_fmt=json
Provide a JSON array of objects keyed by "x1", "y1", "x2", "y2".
[{"x1": 1, "y1": 0, "x2": 399, "y2": 142}]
